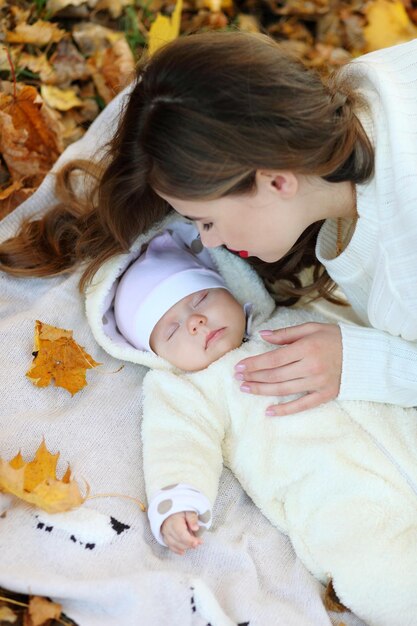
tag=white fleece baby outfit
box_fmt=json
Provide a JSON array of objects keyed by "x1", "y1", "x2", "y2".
[{"x1": 86, "y1": 216, "x2": 417, "y2": 626}]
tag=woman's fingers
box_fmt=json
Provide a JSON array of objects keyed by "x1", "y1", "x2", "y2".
[
  {"x1": 265, "y1": 391, "x2": 332, "y2": 417},
  {"x1": 240, "y1": 376, "x2": 311, "y2": 398},
  {"x1": 236, "y1": 361, "x2": 309, "y2": 386},
  {"x1": 234, "y1": 323, "x2": 342, "y2": 413},
  {"x1": 235, "y1": 341, "x2": 302, "y2": 375},
  {"x1": 235, "y1": 323, "x2": 319, "y2": 371},
  {"x1": 260, "y1": 322, "x2": 321, "y2": 345}
]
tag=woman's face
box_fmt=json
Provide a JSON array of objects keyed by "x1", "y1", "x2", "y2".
[{"x1": 156, "y1": 172, "x2": 315, "y2": 263}]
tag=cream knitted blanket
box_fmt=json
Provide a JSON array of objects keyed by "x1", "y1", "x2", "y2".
[{"x1": 0, "y1": 86, "x2": 366, "y2": 626}]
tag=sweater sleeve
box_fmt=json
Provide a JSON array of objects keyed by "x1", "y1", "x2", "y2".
[
  {"x1": 141, "y1": 370, "x2": 226, "y2": 508},
  {"x1": 338, "y1": 323, "x2": 417, "y2": 405}
]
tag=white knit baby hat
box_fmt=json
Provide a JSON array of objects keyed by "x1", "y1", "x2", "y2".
[{"x1": 114, "y1": 230, "x2": 228, "y2": 351}]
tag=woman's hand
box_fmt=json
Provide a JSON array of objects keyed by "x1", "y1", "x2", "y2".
[
  {"x1": 161, "y1": 511, "x2": 203, "y2": 555},
  {"x1": 234, "y1": 322, "x2": 342, "y2": 416}
]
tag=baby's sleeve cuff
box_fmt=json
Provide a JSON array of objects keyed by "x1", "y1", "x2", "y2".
[{"x1": 147, "y1": 483, "x2": 213, "y2": 546}]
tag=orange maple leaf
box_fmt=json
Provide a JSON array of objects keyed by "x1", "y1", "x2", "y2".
[
  {"x1": 26, "y1": 320, "x2": 101, "y2": 396},
  {"x1": 0, "y1": 440, "x2": 88, "y2": 514}
]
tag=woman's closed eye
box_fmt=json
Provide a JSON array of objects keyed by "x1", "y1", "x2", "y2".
[{"x1": 202, "y1": 222, "x2": 213, "y2": 231}]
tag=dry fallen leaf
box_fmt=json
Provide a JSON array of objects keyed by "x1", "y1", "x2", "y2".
[
  {"x1": 0, "y1": 605, "x2": 17, "y2": 623},
  {"x1": 148, "y1": 0, "x2": 183, "y2": 56},
  {"x1": 5, "y1": 20, "x2": 66, "y2": 47},
  {"x1": 0, "y1": 586, "x2": 79, "y2": 626},
  {"x1": 0, "y1": 45, "x2": 22, "y2": 73},
  {"x1": 47, "y1": 39, "x2": 90, "y2": 87},
  {"x1": 88, "y1": 37, "x2": 135, "y2": 104},
  {"x1": 26, "y1": 320, "x2": 101, "y2": 396},
  {"x1": 28, "y1": 595, "x2": 62, "y2": 626},
  {"x1": 324, "y1": 579, "x2": 350, "y2": 613},
  {"x1": 46, "y1": 0, "x2": 87, "y2": 15},
  {"x1": 0, "y1": 179, "x2": 23, "y2": 200},
  {"x1": 0, "y1": 440, "x2": 87, "y2": 514},
  {"x1": 0, "y1": 83, "x2": 63, "y2": 187},
  {"x1": 95, "y1": 0, "x2": 134, "y2": 19},
  {"x1": 16, "y1": 52, "x2": 55, "y2": 84},
  {"x1": 363, "y1": 0, "x2": 417, "y2": 52},
  {"x1": 0, "y1": 184, "x2": 34, "y2": 220},
  {"x1": 9, "y1": 4, "x2": 31, "y2": 24},
  {"x1": 40, "y1": 85, "x2": 83, "y2": 111},
  {"x1": 72, "y1": 22, "x2": 123, "y2": 55}
]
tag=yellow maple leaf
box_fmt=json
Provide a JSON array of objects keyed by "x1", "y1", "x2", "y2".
[
  {"x1": 26, "y1": 320, "x2": 101, "y2": 396},
  {"x1": 0, "y1": 440, "x2": 88, "y2": 514},
  {"x1": 148, "y1": 0, "x2": 183, "y2": 57},
  {"x1": 363, "y1": 0, "x2": 417, "y2": 53}
]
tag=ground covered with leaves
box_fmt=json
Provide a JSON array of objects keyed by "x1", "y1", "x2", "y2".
[{"x1": 1, "y1": 0, "x2": 417, "y2": 218}]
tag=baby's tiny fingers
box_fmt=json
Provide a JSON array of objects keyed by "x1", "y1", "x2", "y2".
[{"x1": 185, "y1": 511, "x2": 200, "y2": 531}]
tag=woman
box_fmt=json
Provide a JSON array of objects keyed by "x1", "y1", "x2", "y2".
[{"x1": 1, "y1": 31, "x2": 416, "y2": 414}]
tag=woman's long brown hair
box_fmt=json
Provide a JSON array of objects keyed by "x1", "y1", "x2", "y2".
[{"x1": 0, "y1": 31, "x2": 374, "y2": 302}]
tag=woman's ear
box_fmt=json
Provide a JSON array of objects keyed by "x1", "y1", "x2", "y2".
[{"x1": 256, "y1": 170, "x2": 298, "y2": 199}]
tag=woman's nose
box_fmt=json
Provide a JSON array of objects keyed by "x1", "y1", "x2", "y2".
[{"x1": 187, "y1": 314, "x2": 207, "y2": 334}]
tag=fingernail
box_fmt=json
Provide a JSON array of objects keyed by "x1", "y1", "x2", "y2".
[
  {"x1": 235, "y1": 364, "x2": 246, "y2": 372},
  {"x1": 265, "y1": 407, "x2": 276, "y2": 416},
  {"x1": 234, "y1": 373, "x2": 244, "y2": 381},
  {"x1": 260, "y1": 330, "x2": 273, "y2": 336},
  {"x1": 240, "y1": 384, "x2": 251, "y2": 393}
]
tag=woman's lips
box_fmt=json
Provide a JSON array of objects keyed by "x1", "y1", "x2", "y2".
[
  {"x1": 228, "y1": 248, "x2": 249, "y2": 258},
  {"x1": 205, "y1": 328, "x2": 226, "y2": 348}
]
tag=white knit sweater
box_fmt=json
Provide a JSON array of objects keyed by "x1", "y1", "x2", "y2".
[{"x1": 317, "y1": 38, "x2": 417, "y2": 405}]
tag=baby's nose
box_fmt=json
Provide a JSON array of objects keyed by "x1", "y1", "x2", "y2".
[
  {"x1": 187, "y1": 314, "x2": 207, "y2": 334},
  {"x1": 199, "y1": 229, "x2": 224, "y2": 248}
]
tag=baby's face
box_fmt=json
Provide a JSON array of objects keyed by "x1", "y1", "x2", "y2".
[{"x1": 150, "y1": 288, "x2": 246, "y2": 371}]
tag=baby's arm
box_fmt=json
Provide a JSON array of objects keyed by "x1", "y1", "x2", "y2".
[{"x1": 162, "y1": 511, "x2": 202, "y2": 555}]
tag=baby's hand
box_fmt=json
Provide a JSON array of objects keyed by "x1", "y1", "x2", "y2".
[{"x1": 161, "y1": 511, "x2": 203, "y2": 555}]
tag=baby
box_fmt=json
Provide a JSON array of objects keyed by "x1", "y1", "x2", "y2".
[
  {"x1": 87, "y1": 220, "x2": 417, "y2": 626},
  {"x1": 114, "y1": 229, "x2": 254, "y2": 552}
]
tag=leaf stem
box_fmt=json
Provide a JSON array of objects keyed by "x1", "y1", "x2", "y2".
[
  {"x1": 0, "y1": 594, "x2": 28, "y2": 608},
  {"x1": 87, "y1": 493, "x2": 146, "y2": 512},
  {"x1": 2, "y1": 47, "x2": 16, "y2": 99}
]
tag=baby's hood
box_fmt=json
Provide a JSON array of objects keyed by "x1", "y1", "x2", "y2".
[{"x1": 85, "y1": 215, "x2": 276, "y2": 372}]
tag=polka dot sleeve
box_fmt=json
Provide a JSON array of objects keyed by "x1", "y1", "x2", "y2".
[{"x1": 147, "y1": 483, "x2": 213, "y2": 546}]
